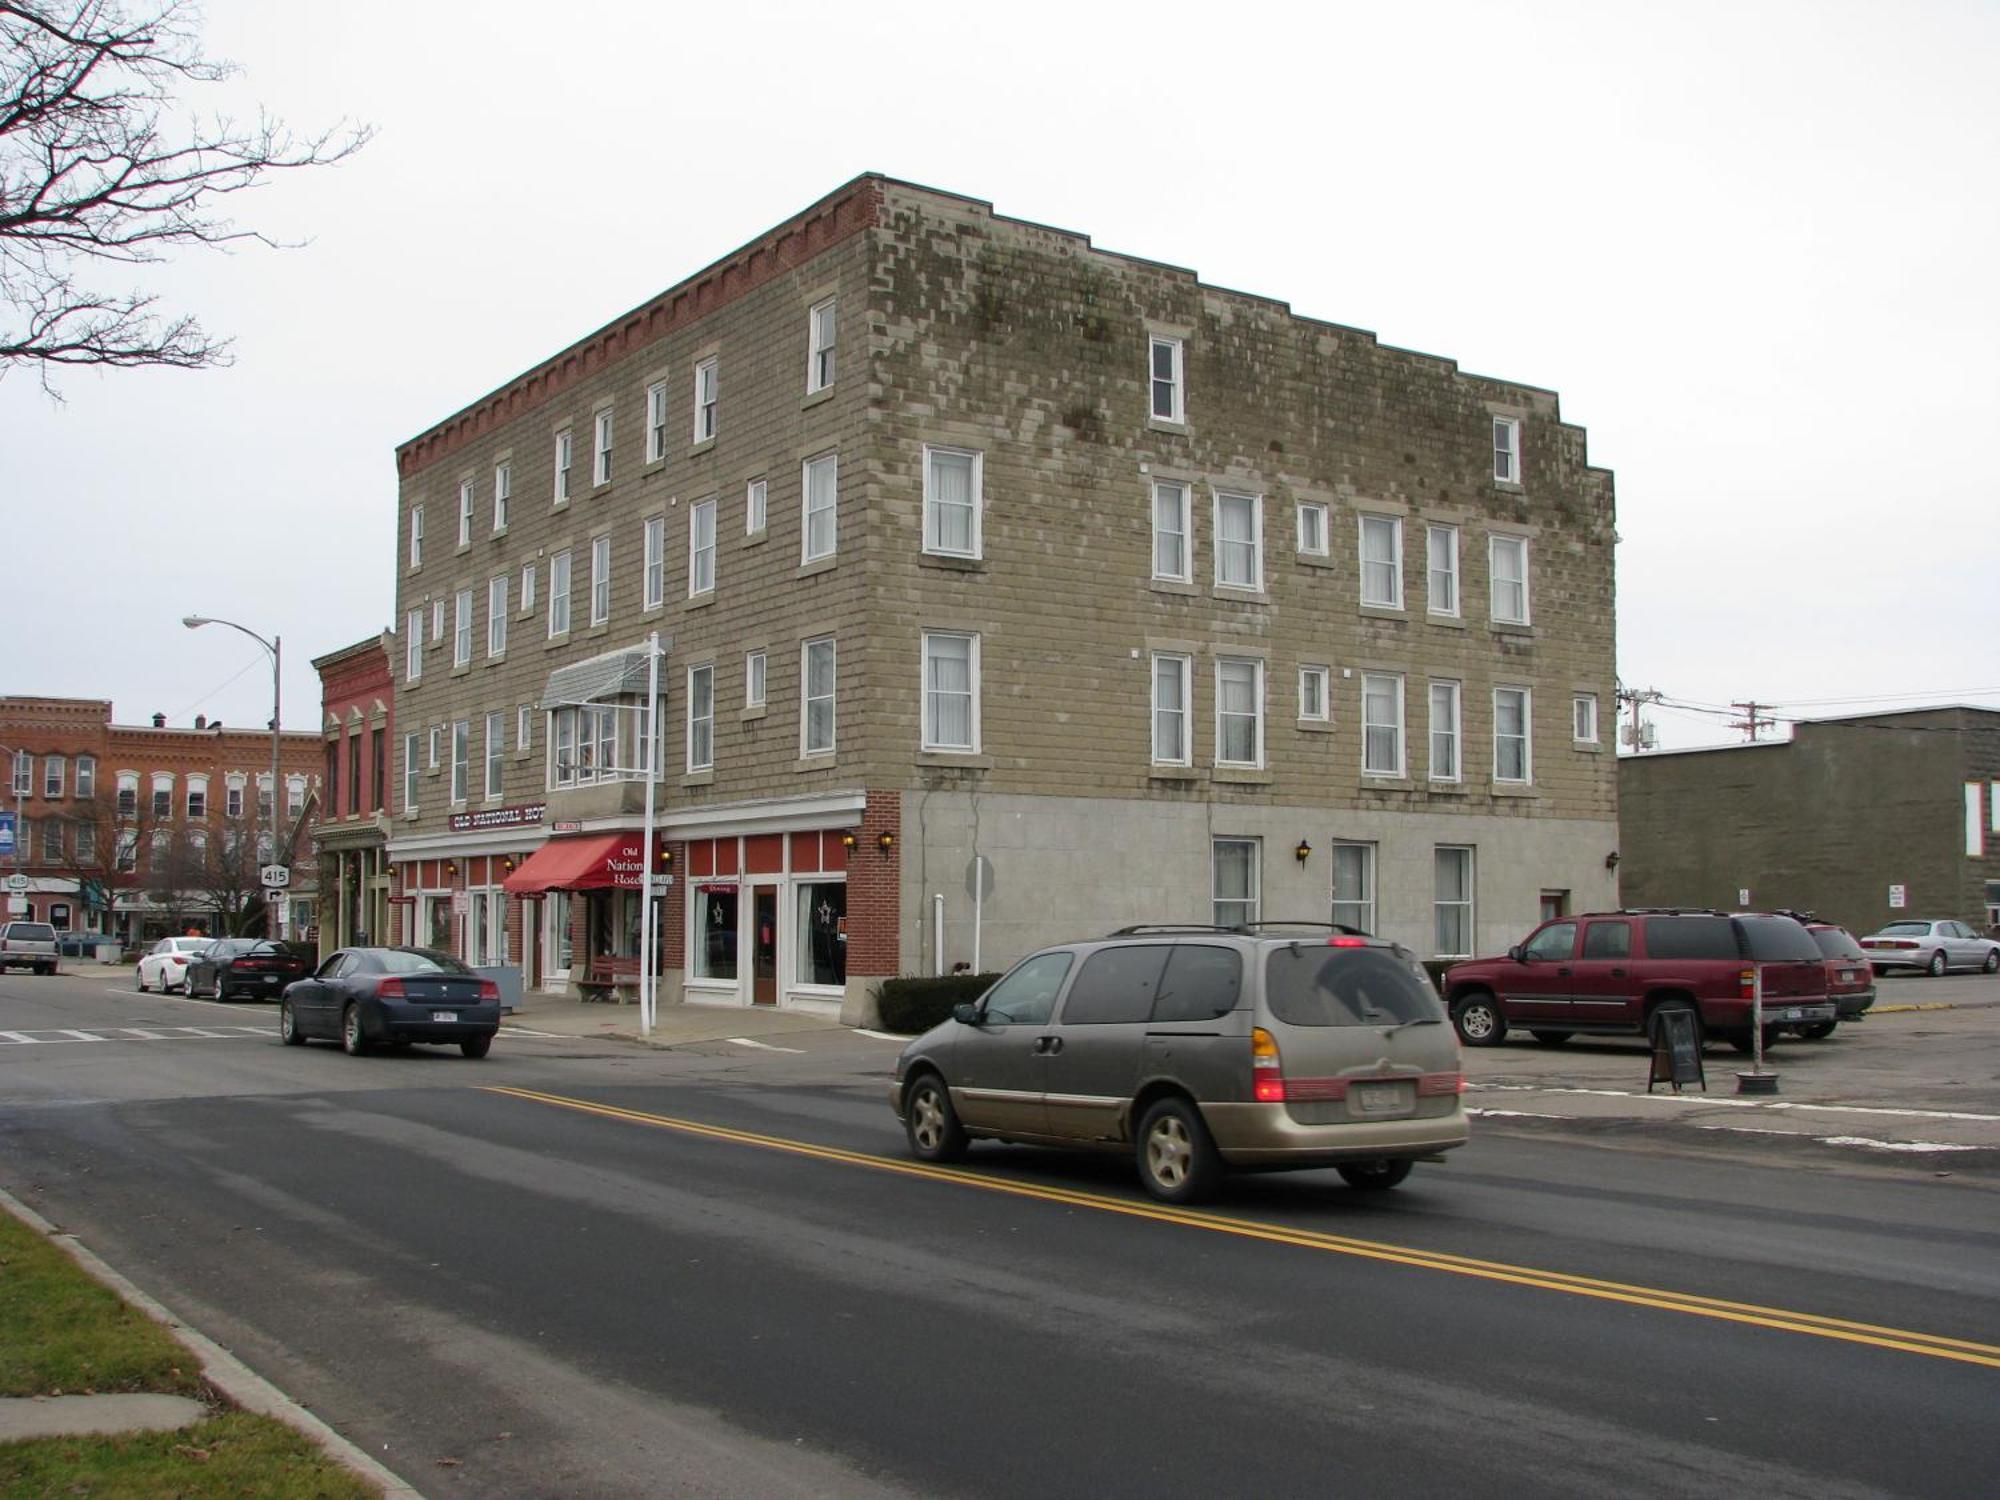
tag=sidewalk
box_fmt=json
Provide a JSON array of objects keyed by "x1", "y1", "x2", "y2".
[{"x1": 500, "y1": 987, "x2": 855, "y2": 1048}]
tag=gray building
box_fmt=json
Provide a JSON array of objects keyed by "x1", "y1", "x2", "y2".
[
  {"x1": 1618, "y1": 706, "x2": 2000, "y2": 934},
  {"x1": 386, "y1": 175, "x2": 1619, "y2": 1022}
]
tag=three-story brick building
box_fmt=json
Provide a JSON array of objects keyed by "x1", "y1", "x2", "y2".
[{"x1": 387, "y1": 176, "x2": 1618, "y2": 1021}]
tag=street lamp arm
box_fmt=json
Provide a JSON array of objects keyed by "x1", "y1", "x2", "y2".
[{"x1": 182, "y1": 615, "x2": 276, "y2": 657}]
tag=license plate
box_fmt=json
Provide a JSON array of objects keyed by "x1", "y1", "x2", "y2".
[
  {"x1": 431, "y1": 1010, "x2": 456, "y2": 1023},
  {"x1": 1354, "y1": 1082, "x2": 1410, "y2": 1115},
  {"x1": 1776, "y1": 1008, "x2": 1803, "y2": 1021}
]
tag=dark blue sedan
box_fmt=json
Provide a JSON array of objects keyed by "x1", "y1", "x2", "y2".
[{"x1": 280, "y1": 947, "x2": 501, "y2": 1058}]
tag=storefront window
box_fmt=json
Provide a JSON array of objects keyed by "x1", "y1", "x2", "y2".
[
  {"x1": 695, "y1": 884, "x2": 739, "y2": 980},
  {"x1": 796, "y1": 881, "x2": 846, "y2": 986},
  {"x1": 550, "y1": 890, "x2": 573, "y2": 971},
  {"x1": 427, "y1": 896, "x2": 453, "y2": 951}
]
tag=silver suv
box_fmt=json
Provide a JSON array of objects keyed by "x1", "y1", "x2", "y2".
[{"x1": 890, "y1": 924, "x2": 1469, "y2": 1203}]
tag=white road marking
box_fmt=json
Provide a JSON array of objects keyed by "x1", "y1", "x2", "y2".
[
  {"x1": 1696, "y1": 1125, "x2": 1978, "y2": 1153},
  {"x1": 0, "y1": 1030, "x2": 47, "y2": 1044},
  {"x1": 726, "y1": 1037, "x2": 805, "y2": 1053},
  {"x1": 497, "y1": 1026, "x2": 564, "y2": 1038},
  {"x1": 0, "y1": 1026, "x2": 268, "y2": 1047},
  {"x1": 854, "y1": 1029, "x2": 909, "y2": 1042},
  {"x1": 52, "y1": 1029, "x2": 107, "y2": 1041},
  {"x1": 1470, "y1": 1083, "x2": 2000, "y2": 1124}
]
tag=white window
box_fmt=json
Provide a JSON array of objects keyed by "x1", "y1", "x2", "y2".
[
  {"x1": 450, "y1": 720, "x2": 469, "y2": 804},
  {"x1": 554, "y1": 428, "x2": 573, "y2": 504},
  {"x1": 1212, "y1": 838, "x2": 1258, "y2": 928},
  {"x1": 402, "y1": 608, "x2": 421, "y2": 679},
  {"x1": 487, "y1": 577, "x2": 507, "y2": 657},
  {"x1": 590, "y1": 535, "x2": 611, "y2": 625},
  {"x1": 1360, "y1": 515, "x2": 1403, "y2": 608},
  {"x1": 1214, "y1": 491, "x2": 1262, "y2": 591},
  {"x1": 1215, "y1": 657, "x2": 1264, "y2": 768},
  {"x1": 1493, "y1": 417, "x2": 1522, "y2": 484},
  {"x1": 802, "y1": 637, "x2": 836, "y2": 755},
  {"x1": 1296, "y1": 501, "x2": 1328, "y2": 557},
  {"x1": 922, "y1": 632, "x2": 980, "y2": 752},
  {"x1": 1427, "y1": 524, "x2": 1460, "y2": 617},
  {"x1": 517, "y1": 705, "x2": 531, "y2": 751},
  {"x1": 1362, "y1": 672, "x2": 1405, "y2": 777},
  {"x1": 457, "y1": 481, "x2": 473, "y2": 547},
  {"x1": 520, "y1": 562, "x2": 536, "y2": 613},
  {"x1": 40, "y1": 820, "x2": 62, "y2": 860},
  {"x1": 643, "y1": 514, "x2": 665, "y2": 609},
  {"x1": 1435, "y1": 846, "x2": 1475, "y2": 957},
  {"x1": 485, "y1": 711, "x2": 505, "y2": 799},
  {"x1": 646, "y1": 381, "x2": 668, "y2": 463},
  {"x1": 77, "y1": 822, "x2": 96, "y2": 861},
  {"x1": 1574, "y1": 693, "x2": 1600, "y2": 744},
  {"x1": 9, "y1": 751, "x2": 28, "y2": 796},
  {"x1": 402, "y1": 733, "x2": 418, "y2": 812},
  {"x1": 924, "y1": 446, "x2": 982, "y2": 558},
  {"x1": 185, "y1": 773, "x2": 204, "y2": 818},
  {"x1": 802, "y1": 453, "x2": 838, "y2": 562},
  {"x1": 746, "y1": 651, "x2": 766, "y2": 707},
  {"x1": 426, "y1": 727, "x2": 439, "y2": 770},
  {"x1": 687, "y1": 665, "x2": 715, "y2": 771},
  {"x1": 1151, "y1": 479, "x2": 1191, "y2": 582},
  {"x1": 409, "y1": 505, "x2": 424, "y2": 568},
  {"x1": 746, "y1": 477, "x2": 767, "y2": 535},
  {"x1": 151, "y1": 772, "x2": 173, "y2": 820},
  {"x1": 693, "y1": 356, "x2": 717, "y2": 443},
  {"x1": 1299, "y1": 665, "x2": 1330, "y2": 721},
  {"x1": 1429, "y1": 680, "x2": 1462, "y2": 782},
  {"x1": 223, "y1": 775, "x2": 241, "y2": 818},
  {"x1": 1494, "y1": 687, "x2": 1532, "y2": 783},
  {"x1": 548, "y1": 549, "x2": 572, "y2": 636},
  {"x1": 593, "y1": 408, "x2": 614, "y2": 486},
  {"x1": 1490, "y1": 535, "x2": 1530, "y2": 625},
  {"x1": 75, "y1": 757, "x2": 94, "y2": 798},
  {"x1": 1331, "y1": 843, "x2": 1375, "y2": 934},
  {"x1": 493, "y1": 463, "x2": 511, "y2": 532},
  {"x1": 808, "y1": 298, "x2": 836, "y2": 392},
  {"x1": 432, "y1": 598, "x2": 445, "y2": 641},
  {"x1": 1149, "y1": 336, "x2": 1184, "y2": 424},
  {"x1": 1151, "y1": 653, "x2": 1191, "y2": 765},
  {"x1": 689, "y1": 497, "x2": 716, "y2": 595},
  {"x1": 454, "y1": 588, "x2": 473, "y2": 667}
]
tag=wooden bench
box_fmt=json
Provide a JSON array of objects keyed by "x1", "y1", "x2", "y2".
[{"x1": 579, "y1": 955, "x2": 640, "y2": 1004}]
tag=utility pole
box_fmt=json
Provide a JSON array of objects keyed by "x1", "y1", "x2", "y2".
[
  {"x1": 1618, "y1": 687, "x2": 1662, "y2": 752},
  {"x1": 1729, "y1": 701, "x2": 1777, "y2": 742}
]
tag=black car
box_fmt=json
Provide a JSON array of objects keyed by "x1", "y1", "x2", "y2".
[
  {"x1": 185, "y1": 938, "x2": 313, "y2": 1000},
  {"x1": 280, "y1": 947, "x2": 501, "y2": 1058}
]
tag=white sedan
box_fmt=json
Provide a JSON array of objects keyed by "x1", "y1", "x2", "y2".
[
  {"x1": 1859, "y1": 919, "x2": 2000, "y2": 977},
  {"x1": 135, "y1": 937, "x2": 214, "y2": 993}
]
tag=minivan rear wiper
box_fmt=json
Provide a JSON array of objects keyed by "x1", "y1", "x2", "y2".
[{"x1": 1383, "y1": 1016, "x2": 1442, "y2": 1033}]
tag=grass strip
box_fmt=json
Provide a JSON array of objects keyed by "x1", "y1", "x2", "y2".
[{"x1": 0, "y1": 1410, "x2": 376, "y2": 1498}]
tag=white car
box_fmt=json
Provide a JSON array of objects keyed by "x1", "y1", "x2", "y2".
[
  {"x1": 135, "y1": 936, "x2": 214, "y2": 993},
  {"x1": 1859, "y1": 919, "x2": 2000, "y2": 977}
]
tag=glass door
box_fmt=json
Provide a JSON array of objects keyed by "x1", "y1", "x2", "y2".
[{"x1": 752, "y1": 885, "x2": 778, "y2": 1005}]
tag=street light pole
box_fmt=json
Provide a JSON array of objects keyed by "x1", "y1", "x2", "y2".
[{"x1": 182, "y1": 615, "x2": 282, "y2": 937}]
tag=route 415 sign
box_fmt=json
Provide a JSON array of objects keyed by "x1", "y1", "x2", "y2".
[{"x1": 260, "y1": 864, "x2": 291, "y2": 890}]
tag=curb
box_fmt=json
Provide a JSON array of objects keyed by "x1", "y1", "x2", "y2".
[{"x1": 0, "y1": 1186, "x2": 422, "y2": 1499}]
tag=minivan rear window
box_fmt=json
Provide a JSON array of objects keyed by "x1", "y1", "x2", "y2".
[
  {"x1": 1642, "y1": 917, "x2": 1737, "y2": 960},
  {"x1": 1264, "y1": 946, "x2": 1441, "y2": 1027},
  {"x1": 1738, "y1": 917, "x2": 1823, "y2": 962}
]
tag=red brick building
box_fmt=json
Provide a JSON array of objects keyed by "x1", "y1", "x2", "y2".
[
  {"x1": 2, "y1": 696, "x2": 321, "y2": 944},
  {"x1": 312, "y1": 635, "x2": 395, "y2": 957}
]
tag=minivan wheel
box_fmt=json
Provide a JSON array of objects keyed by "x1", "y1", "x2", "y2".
[
  {"x1": 903, "y1": 1072, "x2": 968, "y2": 1163},
  {"x1": 1337, "y1": 1159, "x2": 1413, "y2": 1191},
  {"x1": 1926, "y1": 949, "x2": 1948, "y2": 977},
  {"x1": 1136, "y1": 1097, "x2": 1222, "y2": 1205},
  {"x1": 1451, "y1": 992, "x2": 1506, "y2": 1047}
]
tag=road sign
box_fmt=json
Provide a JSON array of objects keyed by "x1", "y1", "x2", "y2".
[
  {"x1": 6, "y1": 896, "x2": 26, "y2": 915},
  {"x1": 1889, "y1": 884, "x2": 1907, "y2": 909},
  {"x1": 0, "y1": 813, "x2": 15, "y2": 857},
  {"x1": 264, "y1": 888, "x2": 285, "y2": 904},
  {"x1": 4, "y1": 872, "x2": 29, "y2": 893},
  {"x1": 260, "y1": 864, "x2": 291, "y2": 890}
]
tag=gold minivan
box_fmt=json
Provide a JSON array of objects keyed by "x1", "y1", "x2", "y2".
[{"x1": 891, "y1": 924, "x2": 1469, "y2": 1203}]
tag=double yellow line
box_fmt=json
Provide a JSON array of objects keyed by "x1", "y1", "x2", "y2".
[{"x1": 484, "y1": 1085, "x2": 2000, "y2": 1371}]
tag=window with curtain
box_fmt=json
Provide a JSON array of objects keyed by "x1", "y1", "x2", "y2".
[
  {"x1": 923, "y1": 632, "x2": 978, "y2": 751},
  {"x1": 924, "y1": 447, "x2": 981, "y2": 557}
]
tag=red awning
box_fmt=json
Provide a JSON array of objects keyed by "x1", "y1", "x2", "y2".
[{"x1": 502, "y1": 834, "x2": 645, "y2": 895}]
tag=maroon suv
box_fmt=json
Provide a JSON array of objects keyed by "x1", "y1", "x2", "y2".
[{"x1": 1441, "y1": 909, "x2": 1835, "y2": 1054}]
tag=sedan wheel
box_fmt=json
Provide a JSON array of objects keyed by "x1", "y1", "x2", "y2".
[
  {"x1": 1984, "y1": 950, "x2": 1999, "y2": 975},
  {"x1": 341, "y1": 1004, "x2": 368, "y2": 1056},
  {"x1": 135, "y1": 967, "x2": 148, "y2": 992},
  {"x1": 460, "y1": 1035, "x2": 492, "y2": 1060},
  {"x1": 1927, "y1": 949, "x2": 1948, "y2": 978},
  {"x1": 279, "y1": 1001, "x2": 306, "y2": 1046}
]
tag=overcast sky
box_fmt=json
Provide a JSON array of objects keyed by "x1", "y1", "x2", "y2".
[{"x1": 4, "y1": 0, "x2": 1995, "y2": 752}]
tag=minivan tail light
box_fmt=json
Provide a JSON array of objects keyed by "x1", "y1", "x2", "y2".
[
  {"x1": 1417, "y1": 1071, "x2": 1465, "y2": 1097},
  {"x1": 1328, "y1": 936, "x2": 1368, "y2": 948},
  {"x1": 1251, "y1": 1026, "x2": 1286, "y2": 1102},
  {"x1": 378, "y1": 978, "x2": 405, "y2": 999}
]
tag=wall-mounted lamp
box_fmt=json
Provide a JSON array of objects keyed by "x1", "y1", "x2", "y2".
[
  {"x1": 1605, "y1": 851, "x2": 1621, "y2": 870},
  {"x1": 877, "y1": 831, "x2": 896, "y2": 853},
  {"x1": 657, "y1": 846, "x2": 675, "y2": 869},
  {"x1": 1294, "y1": 839, "x2": 1312, "y2": 865},
  {"x1": 500, "y1": 856, "x2": 515, "y2": 873},
  {"x1": 840, "y1": 832, "x2": 857, "y2": 850},
  {"x1": 445, "y1": 861, "x2": 459, "y2": 880}
]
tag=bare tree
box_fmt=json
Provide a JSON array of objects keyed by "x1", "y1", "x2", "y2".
[{"x1": 0, "y1": 1, "x2": 370, "y2": 389}]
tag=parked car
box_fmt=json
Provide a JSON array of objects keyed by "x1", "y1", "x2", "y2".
[
  {"x1": 135, "y1": 936, "x2": 214, "y2": 992},
  {"x1": 0, "y1": 921, "x2": 60, "y2": 975},
  {"x1": 1858, "y1": 919, "x2": 2000, "y2": 977},
  {"x1": 1441, "y1": 909, "x2": 1835, "y2": 1054},
  {"x1": 1794, "y1": 919, "x2": 1876, "y2": 1037},
  {"x1": 183, "y1": 938, "x2": 313, "y2": 1001},
  {"x1": 280, "y1": 947, "x2": 502, "y2": 1058},
  {"x1": 891, "y1": 923, "x2": 1468, "y2": 1204}
]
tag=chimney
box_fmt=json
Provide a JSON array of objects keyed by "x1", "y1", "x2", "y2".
[
  {"x1": 195, "y1": 714, "x2": 207, "y2": 731},
  {"x1": 152, "y1": 712, "x2": 166, "y2": 728}
]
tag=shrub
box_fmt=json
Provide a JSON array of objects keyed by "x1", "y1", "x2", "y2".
[{"x1": 874, "y1": 972, "x2": 1001, "y2": 1035}]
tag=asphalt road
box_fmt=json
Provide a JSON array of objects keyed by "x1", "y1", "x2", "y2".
[{"x1": 2, "y1": 969, "x2": 1996, "y2": 1498}]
